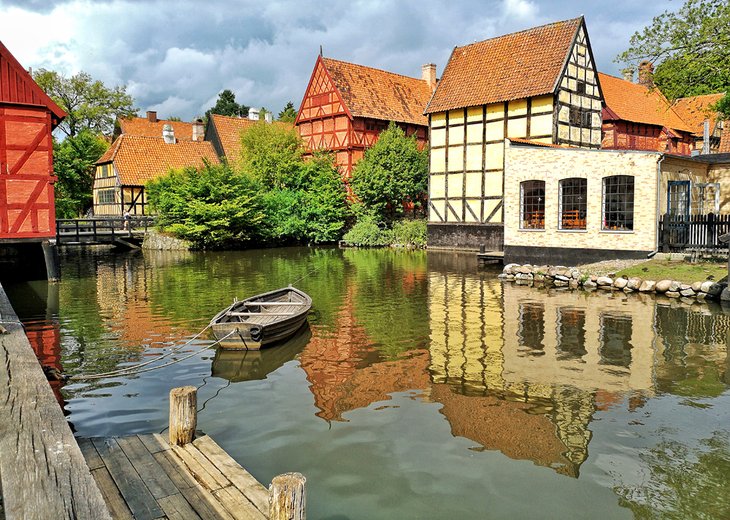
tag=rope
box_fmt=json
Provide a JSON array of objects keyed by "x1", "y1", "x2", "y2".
[
  {"x1": 69, "y1": 329, "x2": 236, "y2": 381},
  {"x1": 290, "y1": 264, "x2": 321, "y2": 286}
]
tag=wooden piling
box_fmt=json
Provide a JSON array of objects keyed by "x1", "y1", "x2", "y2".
[
  {"x1": 169, "y1": 386, "x2": 197, "y2": 446},
  {"x1": 269, "y1": 472, "x2": 306, "y2": 520}
]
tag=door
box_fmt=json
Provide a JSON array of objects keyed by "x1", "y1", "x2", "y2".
[{"x1": 667, "y1": 181, "x2": 690, "y2": 246}]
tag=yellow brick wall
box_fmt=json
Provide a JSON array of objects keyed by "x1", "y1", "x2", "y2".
[
  {"x1": 503, "y1": 143, "x2": 661, "y2": 251},
  {"x1": 709, "y1": 164, "x2": 730, "y2": 213},
  {"x1": 660, "y1": 157, "x2": 711, "y2": 215}
]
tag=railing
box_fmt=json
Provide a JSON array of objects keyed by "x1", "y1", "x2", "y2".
[
  {"x1": 56, "y1": 216, "x2": 155, "y2": 244},
  {"x1": 659, "y1": 213, "x2": 730, "y2": 252}
]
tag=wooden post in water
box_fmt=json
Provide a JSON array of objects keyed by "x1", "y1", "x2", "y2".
[
  {"x1": 269, "y1": 472, "x2": 306, "y2": 520},
  {"x1": 169, "y1": 386, "x2": 197, "y2": 446}
]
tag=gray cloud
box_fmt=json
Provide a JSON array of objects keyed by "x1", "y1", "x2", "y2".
[{"x1": 3, "y1": 0, "x2": 679, "y2": 121}]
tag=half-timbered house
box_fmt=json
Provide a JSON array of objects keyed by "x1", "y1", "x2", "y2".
[
  {"x1": 599, "y1": 71, "x2": 694, "y2": 155},
  {"x1": 295, "y1": 56, "x2": 433, "y2": 177},
  {"x1": 0, "y1": 41, "x2": 66, "y2": 280},
  {"x1": 424, "y1": 17, "x2": 603, "y2": 250},
  {"x1": 93, "y1": 133, "x2": 219, "y2": 215}
]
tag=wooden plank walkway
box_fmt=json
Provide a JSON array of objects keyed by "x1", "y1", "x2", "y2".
[
  {"x1": 477, "y1": 250, "x2": 505, "y2": 266},
  {"x1": 80, "y1": 434, "x2": 269, "y2": 520},
  {"x1": 0, "y1": 283, "x2": 111, "y2": 520}
]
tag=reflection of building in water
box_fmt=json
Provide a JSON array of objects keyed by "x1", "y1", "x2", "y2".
[
  {"x1": 299, "y1": 287, "x2": 430, "y2": 421},
  {"x1": 428, "y1": 276, "x2": 730, "y2": 476}
]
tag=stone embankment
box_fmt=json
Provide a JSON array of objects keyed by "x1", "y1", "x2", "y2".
[
  {"x1": 142, "y1": 229, "x2": 192, "y2": 250},
  {"x1": 498, "y1": 263, "x2": 728, "y2": 302}
]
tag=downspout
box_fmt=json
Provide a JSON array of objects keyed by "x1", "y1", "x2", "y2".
[{"x1": 648, "y1": 153, "x2": 666, "y2": 258}]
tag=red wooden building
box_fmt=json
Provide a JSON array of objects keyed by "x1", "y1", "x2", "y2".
[
  {"x1": 0, "y1": 41, "x2": 66, "y2": 280},
  {"x1": 295, "y1": 56, "x2": 434, "y2": 177},
  {"x1": 599, "y1": 69, "x2": 694, "y2": 156}
]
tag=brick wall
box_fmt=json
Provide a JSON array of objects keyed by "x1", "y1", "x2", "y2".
[{"x1": 503, "y1": 143, "x2": 662, "y2": 253}]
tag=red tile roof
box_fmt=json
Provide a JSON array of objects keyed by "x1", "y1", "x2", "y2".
[
  {"x1": 598, "y1": 72, "x2": 693, "y2": 132},
  {"x1": 721, "y1": 127, "x2": 730, "y2": 153},
  {"x1": 118, "y1": 117, "x2": 198, "y2": 141},
  {"x1": 671, "y1": 93, "x2": 725, "y2": 136},
  {"x1": 321, "y1": 57, "x2": 432, "y2": 126},
  {"x1": 96, "y1": 135, "x2": 220, "y2": 186},
  {"x1": 425, "y1": 17, "x2": 582, "y2": 114}
]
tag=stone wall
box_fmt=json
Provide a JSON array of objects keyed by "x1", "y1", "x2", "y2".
[
  {"x1": 427, "y1": 223, "x2": 504, "y2": 251},
  {"x1": 142, "y1": 230, "x2": 192, "y2": 251},
  {"x1": 504, "y1": 143, "x2": 662, "y2": 254}
]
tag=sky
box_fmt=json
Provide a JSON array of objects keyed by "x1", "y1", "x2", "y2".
[{"x1": 0, "y1": 0, "x2": 683, "y2": 122}]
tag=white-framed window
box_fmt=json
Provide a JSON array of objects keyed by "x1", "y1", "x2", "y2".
[
  {"x1": 520, "y1": 180, "x2": 545, "y2": 229},
  {"x1": 602, "y1": 175, "x2": 634, "y2": 231},
  {"x1": 559, "y1": 178, "x2": 587, "y2": 230}
]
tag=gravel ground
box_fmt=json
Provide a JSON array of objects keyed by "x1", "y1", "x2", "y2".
[{"x1": 575, "y1": 258, "x2": 649, "y2": 276}]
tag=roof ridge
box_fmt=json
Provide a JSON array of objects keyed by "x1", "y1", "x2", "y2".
[
  {"x1": 674, "y1": 92, "x2": 726, "y2": 101},
  {"x1": 455, "y1": 16, "x2": 582, "y2": 50},
  {"x1": 322, "y1": 56, "x2": 426, "y2": 83}
]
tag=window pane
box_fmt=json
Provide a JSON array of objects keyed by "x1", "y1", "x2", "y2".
[
  {"x1": 559, "y1": 178, "x2": 587, "y2": 230},
  {"x1": 521, "y1": 180, "x2": 545, "y2": 229},
  {"x1": 603, "y1": 175, "x2": 634, "y2": 231}
]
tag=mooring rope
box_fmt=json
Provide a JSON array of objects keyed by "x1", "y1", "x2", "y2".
[{"x1": 68, "y1": 328, "x2": 236, "y2": 381}]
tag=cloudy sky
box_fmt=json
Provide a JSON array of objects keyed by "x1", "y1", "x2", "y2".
[{"x1": 1, "y1": 0, "x2": 682, "y2": 121}]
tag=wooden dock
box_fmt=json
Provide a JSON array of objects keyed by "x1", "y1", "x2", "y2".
[
  {"x1": 0, "y1": 283, "x2": 111, "y2": 520},
  {"x1": 476, "y1": 250, "x2": 505, "y2": 266},
  {"x1": 80, "y1": 434, "x2": 270, "y2": 520}
]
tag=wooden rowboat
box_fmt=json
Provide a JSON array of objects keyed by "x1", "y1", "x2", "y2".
[{"x1": 210, "y1": 286, "x2": 312, "y2": 350}]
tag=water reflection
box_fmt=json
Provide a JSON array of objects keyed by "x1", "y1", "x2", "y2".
[{"x1": 5, "y1": 247, "x2": 729, "y2": 518}]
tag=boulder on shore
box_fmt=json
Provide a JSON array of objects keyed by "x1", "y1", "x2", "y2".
[
  {"x1": 614, "y1": 277, "x2": 628, "y2": 289},
  {"x1": 627, "y1": 277, "x2": 642, "y2": 290},
  {"x1": 639, "y1": 280, "x2": 656, "y2": 292},
  {"x1": 597, "y1": 276, "x2": 613, "y2": 286},
  {"x1": 655, "y1": 280, "x2": 672, "y2": 293}
]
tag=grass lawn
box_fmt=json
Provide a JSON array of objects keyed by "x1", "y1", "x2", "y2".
[{"x1": 616, "y1": 259, "x2": 727, "y2": 284}]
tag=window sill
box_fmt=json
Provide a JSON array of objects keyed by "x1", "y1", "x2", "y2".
[
  {"x1": 557, "y1": 229, "x2": 588, "y2": 233},
  {"x1": 599, "y1": 230, "x2": 634, "y2": 234},
  {"x1": 518, "y1": 228, "x2": 545, "y2": 232}
]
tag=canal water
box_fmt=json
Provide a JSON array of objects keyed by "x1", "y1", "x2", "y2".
[{"x1": 5, "y1": 247, "x2": 730, "y2": 519}]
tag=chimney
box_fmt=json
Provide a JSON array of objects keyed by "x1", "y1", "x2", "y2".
[
  {"x1": 638, "y1": 61, "x2": 654, "y2": 87},
  {"x1": 422, "y1": 63, "x2": 437, "y2": 91},
  {"x1": 265, "y1": 112, "x2": 273, "y2": 124},
  {"x1": 621, "y1": 67, "x2": 634, "y2": 83},
  {"x1": 249, "y1": 107, "x2": 260, "y2": 121},
  {"x1": 192, "y1": 118, "x2": 204, "y2": 141},
  {"x1": 162, "y1": 124, "x2": 175, "y2": 144},
  {"x1": 147, "y1": 110, "x2": 158, "y2": 122}
]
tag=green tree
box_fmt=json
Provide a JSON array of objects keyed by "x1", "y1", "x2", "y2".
[
  {"x1": 299, "y1": 153, "x2": 349, "y2": 242},
  {"x1": 350, "y1": 122, "x2": 428, "y2": 222},
  {"x1": 33, "y1": 69, "x2": 137, "y2": 138},
  {"x1": 240, "y1": 121, "x2": 303, "y2": 188},
  {"x1": 277, "y1": 101, "x2": 297, "y2": 122},
  {"x1": 146, "y1": 162, "x2": 265, "y2": 249},
  {"x1": 205, "y1": 89, "x2": 248, "y2": 119},
  {"x1": 616, "y1": 0, "x2": 730, "y2": 112},
  {"x1": 53, "y1": 130, "x2": 109, "y2": 217}
]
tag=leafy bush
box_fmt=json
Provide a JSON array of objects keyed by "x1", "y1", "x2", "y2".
[
  {"x1": 343, "y1": 217, "x2": 393, "y2": 246},
  {"x1": 391, "y1": 219, "x2": 427, "y2": 247},
  {"x1": 146, "y1": 162, "x2": 264, "y2": 249},
  {"x1": 240, "y1": 122, "x2": 303, "y2": 188},
  {"x1": 350, "y1": 122, "x2": 428, "y2": 223}
]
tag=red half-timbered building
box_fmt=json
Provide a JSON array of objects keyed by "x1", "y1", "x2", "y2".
[
  {"x1": 295, "y1": 56, "x2": 434, "y2": 177},
  {"x1": 599, "y1": 71, "x2": 694, "y2": 156},
  {"x1": 0, "y1": 41, "x2": 66, "y2": 280}
]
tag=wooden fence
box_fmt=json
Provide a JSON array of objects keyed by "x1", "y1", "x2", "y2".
[{"x1": 659, "y1": 213, "x2": 730, "y2": 253}]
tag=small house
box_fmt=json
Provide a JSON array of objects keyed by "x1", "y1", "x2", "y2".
[
  {"x1": 296, "y1": 56, "x2": 433, "y2": 177},
  {"x1": 599, "y1": 68, "x2": 694, "y2": 156},
  {"x1": 671, "y1": 93, "x2": 726, "y2": 154},
  {"x1": 93, "y1": 131, "x2": 219, "y2": 216}
]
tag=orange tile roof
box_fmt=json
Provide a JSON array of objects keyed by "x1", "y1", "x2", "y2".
[
  {"x1": 671, "y1": 93, "x2": 725, "y2": 136},
  {"x1": 322, "y1": 57, "x2": 432, "y2": 126},
  {"x1": 118, "y1": 117, "x2": 197, "y2": 141},
  {"x1": 97, "y1": 135, "x2": 220, "y2": 186},
  {"x1": 425, "y1": 17, "x2": 582, "y2": 114},
  {"x1": 721, "y1": 127, "x2": 730, "y2": 153},
  {"x1": 208, "y1": 115, "x2": 295, "y2": 161},
  {"x1": 598, "y1": 72, "x2": 693, "y2": 132}
]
